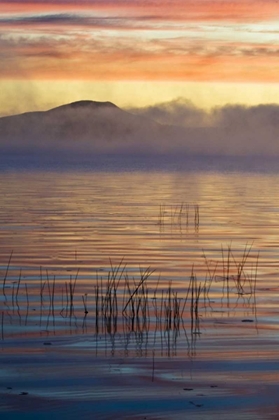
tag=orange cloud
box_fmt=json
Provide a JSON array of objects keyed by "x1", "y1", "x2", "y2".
[
  {"x1": 1, "y1": 1, "x2": 279, "y2": 22},
  {"x1": 1, "y1": 0, "x2": 279, "y2": 83},
  {"x1": 2, "y1": 43, "x2": 279, "y2": 83}
]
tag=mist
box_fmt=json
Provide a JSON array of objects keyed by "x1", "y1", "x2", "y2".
[
  {"x1": 1, "y1": 99, "x2": 279, "y2": 157},
  {"x1": 129, "y1": 99, "x2": 279, "y2": 156}
]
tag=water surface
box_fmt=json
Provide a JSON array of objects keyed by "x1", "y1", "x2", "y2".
[{"x1": 1, "y1": 156, "x2": 279, "y2": 419}]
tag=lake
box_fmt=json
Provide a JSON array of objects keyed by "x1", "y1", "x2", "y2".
[{"x1": 1, "y1": 154, "x2": 279, "y2": 419}]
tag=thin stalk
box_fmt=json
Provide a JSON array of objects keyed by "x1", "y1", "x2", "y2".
[{"x1": 3, "y1": 251, "x2": 13, "y2": 296}]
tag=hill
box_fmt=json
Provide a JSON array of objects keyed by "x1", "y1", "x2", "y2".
[{"x1": 0, "y1": 100, "x2": 168, "y2": 154}]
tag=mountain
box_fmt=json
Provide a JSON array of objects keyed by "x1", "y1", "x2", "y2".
[
  {"x1": 2, "y1": 100, "x2": 277, "y2": 157},
  {"x1": 0, "y1": 100, "x2": 170, "y2": 154}
]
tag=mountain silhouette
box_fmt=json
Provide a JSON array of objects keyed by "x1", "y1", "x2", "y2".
[{"x1": 0, "y1": 100, "x2": 171, "y2": 154}]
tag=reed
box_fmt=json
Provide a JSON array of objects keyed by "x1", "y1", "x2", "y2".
[
  {"x1": 40, "y1": 266, "x2": 46, "y2": 305},
  {"x1": 202, "y1": 251, "x2": 218, "y2": 300},
  {"x1": 51, "y1": 275, "x2": 56, "y2": 315},
  {"x1": 70, "y1": 268, "x2": 79, "y2": 306},
  {"x1": 63, "y1": 268, "x2": 80, "y2": 318},
  {"x1": 123, "y1": 266, "x2": 154, "y2": 315},
  {"x1": 233, "y1": 243, "x2": 253, "y2": 294},
  {"x1": 181, "y1": 265, "x2": 196, "y2": 319},
  {"x1": 185, "y1": 204, "x2": 189, "y2": 227},
  {"x1": 2, "y1": 251, "x2": 13, "y2": 297},
  {"x1": 158, "y1": 204, "x2": 165, "y2": 225},
  {"x1": 194, "y1": 204, "x2": 200, "y2": 230},
  {"x1": 82, "y1": 293, "x2": 88, "y2": 315},
  {"x1": 25, "y1": 283, "x2": 29, "y2": 307},
  {"x1": 11, "y1": 282, "x2": 15, "y2": 310},
  {"x1": 0, "y1": 245, "x2": 259, "y2": 354},
  {"x1": 221, "y1": 243, "x2": 231, "y2": 306},
  {"x1": 95, "y1": 276, "x2": 99, "y2": 332},
  {"x1": 15, "y1": 269, "x2": 21, "y2": 306}
]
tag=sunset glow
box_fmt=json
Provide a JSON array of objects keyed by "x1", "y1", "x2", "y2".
[{"x1": 1, "y1": 0, "x2": 279, "y2": 114}]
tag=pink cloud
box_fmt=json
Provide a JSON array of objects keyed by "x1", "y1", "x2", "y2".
[{"x1": 1, "y1": 0, "x2": 279, "y2": 82}]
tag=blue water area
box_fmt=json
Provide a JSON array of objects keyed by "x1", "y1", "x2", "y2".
[{"x1": 1, "y1": 152, "x2": 279, "y2": 174}]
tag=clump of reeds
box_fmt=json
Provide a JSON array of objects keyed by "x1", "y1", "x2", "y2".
[
  {"x1": 157, "y1": 203, "x2": 200, "y2": 232},
  {"x1": 1, "y1": 244, "x2": 259, "y2": 355},
  {"x1": 92, "y1": 259, "x2": 126, "y2": 334},
  {"x1": 203, "y1": 242, "x2": 259, "y2": 314}
]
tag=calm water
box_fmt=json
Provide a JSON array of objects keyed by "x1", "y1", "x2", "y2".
[{"x1": 1, "y1": 156, "x2": 279, "y2": 418}]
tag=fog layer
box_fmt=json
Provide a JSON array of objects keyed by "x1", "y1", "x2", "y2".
[{"x1": 1, "y1": 99, "x2": 279, "y2": 157}]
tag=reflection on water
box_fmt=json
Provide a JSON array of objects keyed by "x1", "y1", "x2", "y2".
[
  {"x1": 3, "y1": 164, "x2": 279, "y2": 419},
  {"x1": 1, "y1": 167, "x2": 279, "y2": 360}
]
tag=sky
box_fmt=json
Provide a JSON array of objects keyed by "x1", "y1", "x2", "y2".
[{"x1": 1, "y1": 0, "x2": 279, "y2": 116}]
